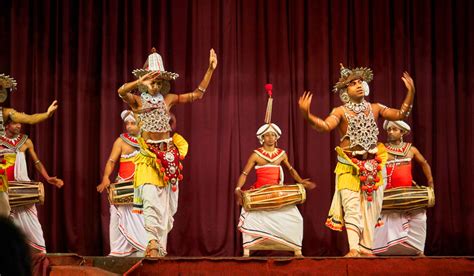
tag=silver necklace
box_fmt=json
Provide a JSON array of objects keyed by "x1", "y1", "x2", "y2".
[{"x1": 345, "y1": 100, "x2": 368, "y2": 113}]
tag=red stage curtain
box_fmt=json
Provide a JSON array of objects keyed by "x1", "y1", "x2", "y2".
[{"x1": 0, "y1": 0, "x2": 472, "y2": 256}]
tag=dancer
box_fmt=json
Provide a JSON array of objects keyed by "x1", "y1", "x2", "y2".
[
  {"x1": 118, "y1": 48, "x2": 217, "y2": 256},
  {"x1": 298, "y1": 64, "x2": 415, "y2": 256}
]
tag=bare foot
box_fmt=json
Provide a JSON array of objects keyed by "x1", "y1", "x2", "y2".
[
  {"x1": 344, "y1": 249, "x2": 360, "y2": 257},
  {"x1": 294, "y1": 250, "x2": 303, "y2": 257},
  {"x1": 145, "y1": 240, "x2": 167, "y2": 258},
  {"x1": 359, "y1": 251, "x2": 376, "y2": 257}
]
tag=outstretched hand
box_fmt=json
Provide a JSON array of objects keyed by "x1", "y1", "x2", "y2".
[
  {"x1": 301, "y1": 179, "x2": 316, "y2": 190},
  {"x1": 401, "y1": 72, "x2": 415, "y2": 94},
  {"x1": 209, "y1": 49, "x2": 218, "y2": 71},
  {"x1": 47, "y1": 177, "x2": 64, "y2": 188},
  {"x1": 298, "y1": 91, "x2": 313, "y2": 119},
  {"x1": 47, "y1": 100, "x2": 59, "y2": 117}
]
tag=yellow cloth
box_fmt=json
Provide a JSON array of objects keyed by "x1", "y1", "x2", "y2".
[
  {"x1": 133, "y1": 133, "x2": 188, "y2": 188},
  {"x1": 335, "y1": 143, "x2": 388, "y2": 192},
  {"x1": 0, "y1": 153, "x2": 16, "y2": 192},
  {"x1": 326, "y1": 144, "x2": 388, "y2": 232}
]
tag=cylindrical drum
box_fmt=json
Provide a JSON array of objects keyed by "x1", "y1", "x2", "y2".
[
  {"x1": 382, "y1": 186, "x2": 435, "y2": 212},
  {"x1": 242, "y1": 184, "x2": 306, "y2": 211}
]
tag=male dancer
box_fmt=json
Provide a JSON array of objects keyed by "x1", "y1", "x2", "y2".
[
  {"x1": 118, "y1": 48, "x2": 217, "y2": 256},
  {"x1": 298, "y1": 65, "x2": 415, "y2": 256},
  {"x1": 0, "y1": 73, "x2": 59, "y2": 217}
]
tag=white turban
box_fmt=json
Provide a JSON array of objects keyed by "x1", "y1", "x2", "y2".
[
  {"x1": 256, "y1": 123, "x2": 282, "y2": 144},
  {"x1": 383, "y1": 120, "x2": 411, "y2": 133},
  {"x1": 120, "y1": 110, "x2": 136, "y2": 123}
]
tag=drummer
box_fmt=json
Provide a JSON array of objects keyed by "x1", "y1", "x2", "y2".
[
  {"x1": 373, "y1": 120, "x2": 434, "y2": 256},
  {"x1": 298, "y1": 65, "x2": 416, "y2": 256},
  {"x1": 0, "y1": 74, "x2": 59, "y2": 218},
  {"x1": 97, "y1": 110, "x2": 146, "y2": 256},
  {"x1": 0, "y1": 119, "x2": 64, "y2": 253},
  {"x1": 235, "y1": 85, "x2": 315, "y2": 256}
]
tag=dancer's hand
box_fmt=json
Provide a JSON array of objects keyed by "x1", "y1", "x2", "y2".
[
  {"x1": 401, "y1": 72, "x2": 415, "y2": 94},
  {"x1": 298, "y1": 91, "x2": 313, "y2": 119},
  {"x1": 209, "y1": 49, "x2": 218, "y2": 71},
  {"x1": 138, "y1": 71, "x2": 161, "y2": 92},
  {"x1": 47, "y1": 100, "x2": 59, "y2": 117}
]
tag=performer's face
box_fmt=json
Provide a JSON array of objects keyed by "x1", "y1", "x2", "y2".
[
  {"x1": 386, "y1": 126, "x2": 404, "y2": 142},
  {"x1": 148, "y1": 79, "x2": 163, "y2": 95},
  {"x1": 6, "y1": 122, "x2": 21, "y2": 136},
  {"x1": 346, "y1": 78, "x2": 365, "y2": 101},
  {"x1": 0, "y1": 88, "x2": 8, "y2": 103},
  {"x1": 125, "y1": 120, "x2": 140, "y2": 136},
  {"x1": 262, "y1": 132, "x2": 278, "y2": 146}
]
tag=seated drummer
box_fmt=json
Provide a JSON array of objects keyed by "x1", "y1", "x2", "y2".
[
  {"x1": 234, "y1": 85, "x2": 315, "y2": 256},
  {"x1": 373, "y1": 120, "x2": 434, "y2": 256},
  {"x1": 96, "y1": 110, "x2": 146, "y2": 257}
]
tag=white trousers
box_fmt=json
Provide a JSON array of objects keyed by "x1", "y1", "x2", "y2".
[
  {"x1": 109, "y1": 204, "x2": 146, "y2": 256},
  {"x1": 340, "y1": 187, "x2": 384, "y2": 254},
  {"x1": 142, "y1": 184, "x2": 178, "y2": 251}
]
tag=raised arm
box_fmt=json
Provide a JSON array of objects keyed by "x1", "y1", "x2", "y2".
[
  {"x1": 281, "y1": 155, "x2": 316, "y2": 190},
  {"x1": 3, "y1": 101, "x2": 58, "y2": 125},
  {"x1": 97, "y1": 138, "x2": 122, "y2": 193},
  {"x1": 25, "y1": 139, "x2": 64, "y2": 188},
  {"x1": 298, "y1": 91, "x2": 341, "y2": 133},
  {"x1": 234, "y1": 153, "x2": 257, "y2": 205},
  {"x1": 379, "y1": 72, "x2": 416, "y2": 120},
  {"x1": 166, "y1": 49, "x2": 218, "y2": 107},
  {"x1": 117, "y1": 72, "x2": 163, "y2": 109},
  {"x1": 411, "y1": 146, "x2": 434, "y2": 188}
]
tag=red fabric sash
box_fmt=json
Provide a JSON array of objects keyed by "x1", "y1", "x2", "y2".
[
  {"x1": 386, "y1": 161, "x2": 413, "y2": 189},
  {"x1": 251, "y1": 166, "x2": 280, "y2": 189},
  {"x1": 118, "y1": 161, "x2": 135, "y2": 181}
]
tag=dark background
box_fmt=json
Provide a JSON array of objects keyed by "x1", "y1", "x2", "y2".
[{"x1": 0, "y1": 0, "x2": 472, "y2": 256}]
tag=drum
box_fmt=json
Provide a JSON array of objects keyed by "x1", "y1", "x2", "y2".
[
  {"x1": 242, "y1": 184, "x2": 306, "y2": 211},
  {"x1": 108, "y1": 181, "x2": 134, "y2": 205},
  {"x1": 382, "y1": 186, "x2": 435, "y2": 212},
  {"x1": 8, "y1": 181, "x2": 45, "y2": 208}
]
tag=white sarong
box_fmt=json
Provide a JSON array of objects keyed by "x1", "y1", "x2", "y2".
[
  {"x1": 374, "y1": 209, "x2": 427, "y2": 255},
  {"x1": 109, "y1": 204, "x2": 146, "y2": 256},
  {"x1": 10, "y1": 151, "x2": 46, "y2": 252},
  {"x1": 238, "y1": 205, "x2": 303, "y2": 250}
]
